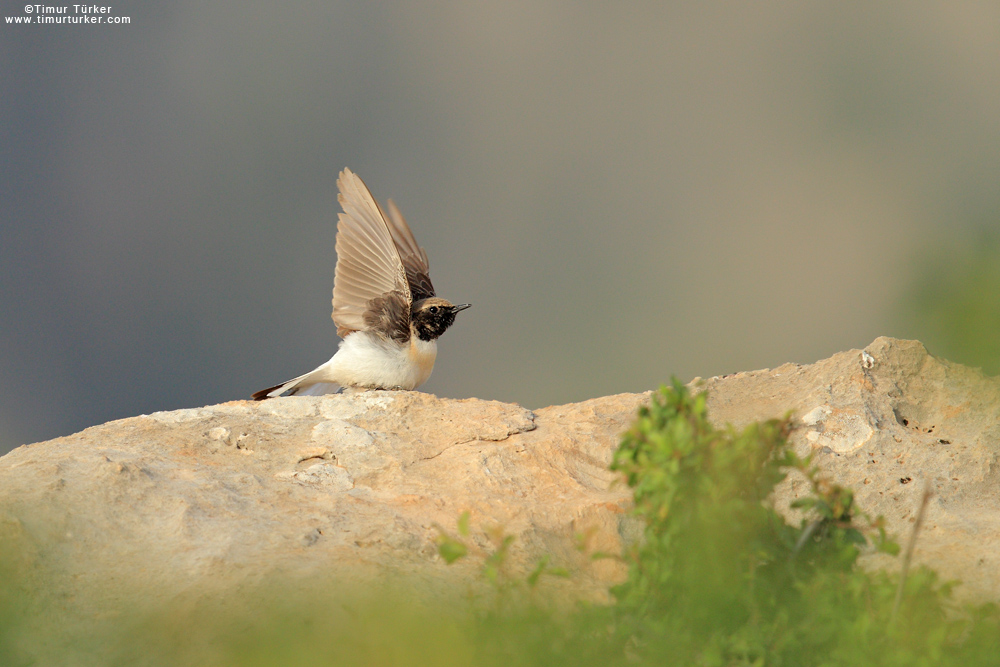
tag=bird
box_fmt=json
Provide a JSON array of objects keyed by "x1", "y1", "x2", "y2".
[{"x1": 252, "y1": 168, "x2": 470, "y2": 400}]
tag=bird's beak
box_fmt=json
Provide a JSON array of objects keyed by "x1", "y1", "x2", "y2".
[{"x1": 452, "y1": 304, "x2": 471, "y2": 313}]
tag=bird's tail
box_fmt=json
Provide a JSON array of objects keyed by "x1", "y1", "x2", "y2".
[{"x1": 251, "y1": 369, "x2": 341, "y2": 401}]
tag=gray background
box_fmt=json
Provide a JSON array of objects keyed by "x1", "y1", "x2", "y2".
[{"x1": 3, "y1": 3, "x2": 999, "y2": 454}]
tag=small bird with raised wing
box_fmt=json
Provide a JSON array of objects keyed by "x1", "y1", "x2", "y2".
[{"x1": 252, "y1": 168, "x2": 469, "y2": 400}]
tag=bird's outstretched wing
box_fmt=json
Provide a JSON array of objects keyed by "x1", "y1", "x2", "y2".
[
  {"x1": 385, "y1": 199, "x2": 435, "y2": 302},
  {"x1": 332, "y1": 169, "x2": 410, "y2": 338}
]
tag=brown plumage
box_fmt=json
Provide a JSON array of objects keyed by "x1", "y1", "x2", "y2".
[{"x1": 251, "y1": 168, "x2": 469, "y2": 401}]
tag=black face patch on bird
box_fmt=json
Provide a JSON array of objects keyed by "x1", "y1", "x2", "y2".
[{"x1": 411, "y1": 298, "x2": 470, "y2": 342}]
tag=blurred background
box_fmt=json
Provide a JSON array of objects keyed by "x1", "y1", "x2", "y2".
[{"x1": 3, "y1": 2, "x2": 999, "y2": 454}]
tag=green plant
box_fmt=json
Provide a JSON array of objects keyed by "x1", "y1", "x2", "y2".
[
  {"x1": 434, "y1": 512, "x2": 569, "y2": 597},
  {"x1": 607, "y1": 379, "x2": 998, "y2": 666}
]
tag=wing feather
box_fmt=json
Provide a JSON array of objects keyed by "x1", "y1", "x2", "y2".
[
  {"x1": 385, "y1": 199, "x2": 436, "y2": 301},
  {"x1": 332, "y1": 169, "x2": 410, "y2": 334}
]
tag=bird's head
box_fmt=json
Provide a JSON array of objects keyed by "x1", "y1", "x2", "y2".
[{"x1": 411, "y1": 298, "x2": 470, "y2": 341}]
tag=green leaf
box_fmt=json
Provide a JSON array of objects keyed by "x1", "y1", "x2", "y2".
[
  {"x1": 436, "y1": 535, "x2": 467, "y2": 565},
  {"x1": 457, "y1": 511, "x2": 471, "y2": 537}
]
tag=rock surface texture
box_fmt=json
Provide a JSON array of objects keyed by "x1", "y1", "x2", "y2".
[{"x1": 2, "y1": 337, "x2": 999, "y2": 621}]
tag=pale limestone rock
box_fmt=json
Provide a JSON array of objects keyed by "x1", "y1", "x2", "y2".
[
  {"x1": 702, "y1": 337, "x2": 1000, "y2": 601},
  {"x1": 1, "y1": 336, "x2": 999, "y2": 628}
]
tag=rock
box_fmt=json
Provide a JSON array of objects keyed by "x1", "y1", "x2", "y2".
[
  {"x1": 0, "y1": 389, "x2": 642, "y2": 623},
  {"x1": 703, "y1": 336, "x2": 1000, "y2": 601},
  {"x1": 2, "y1": 336, "x2": 999, "y2": 627}
]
